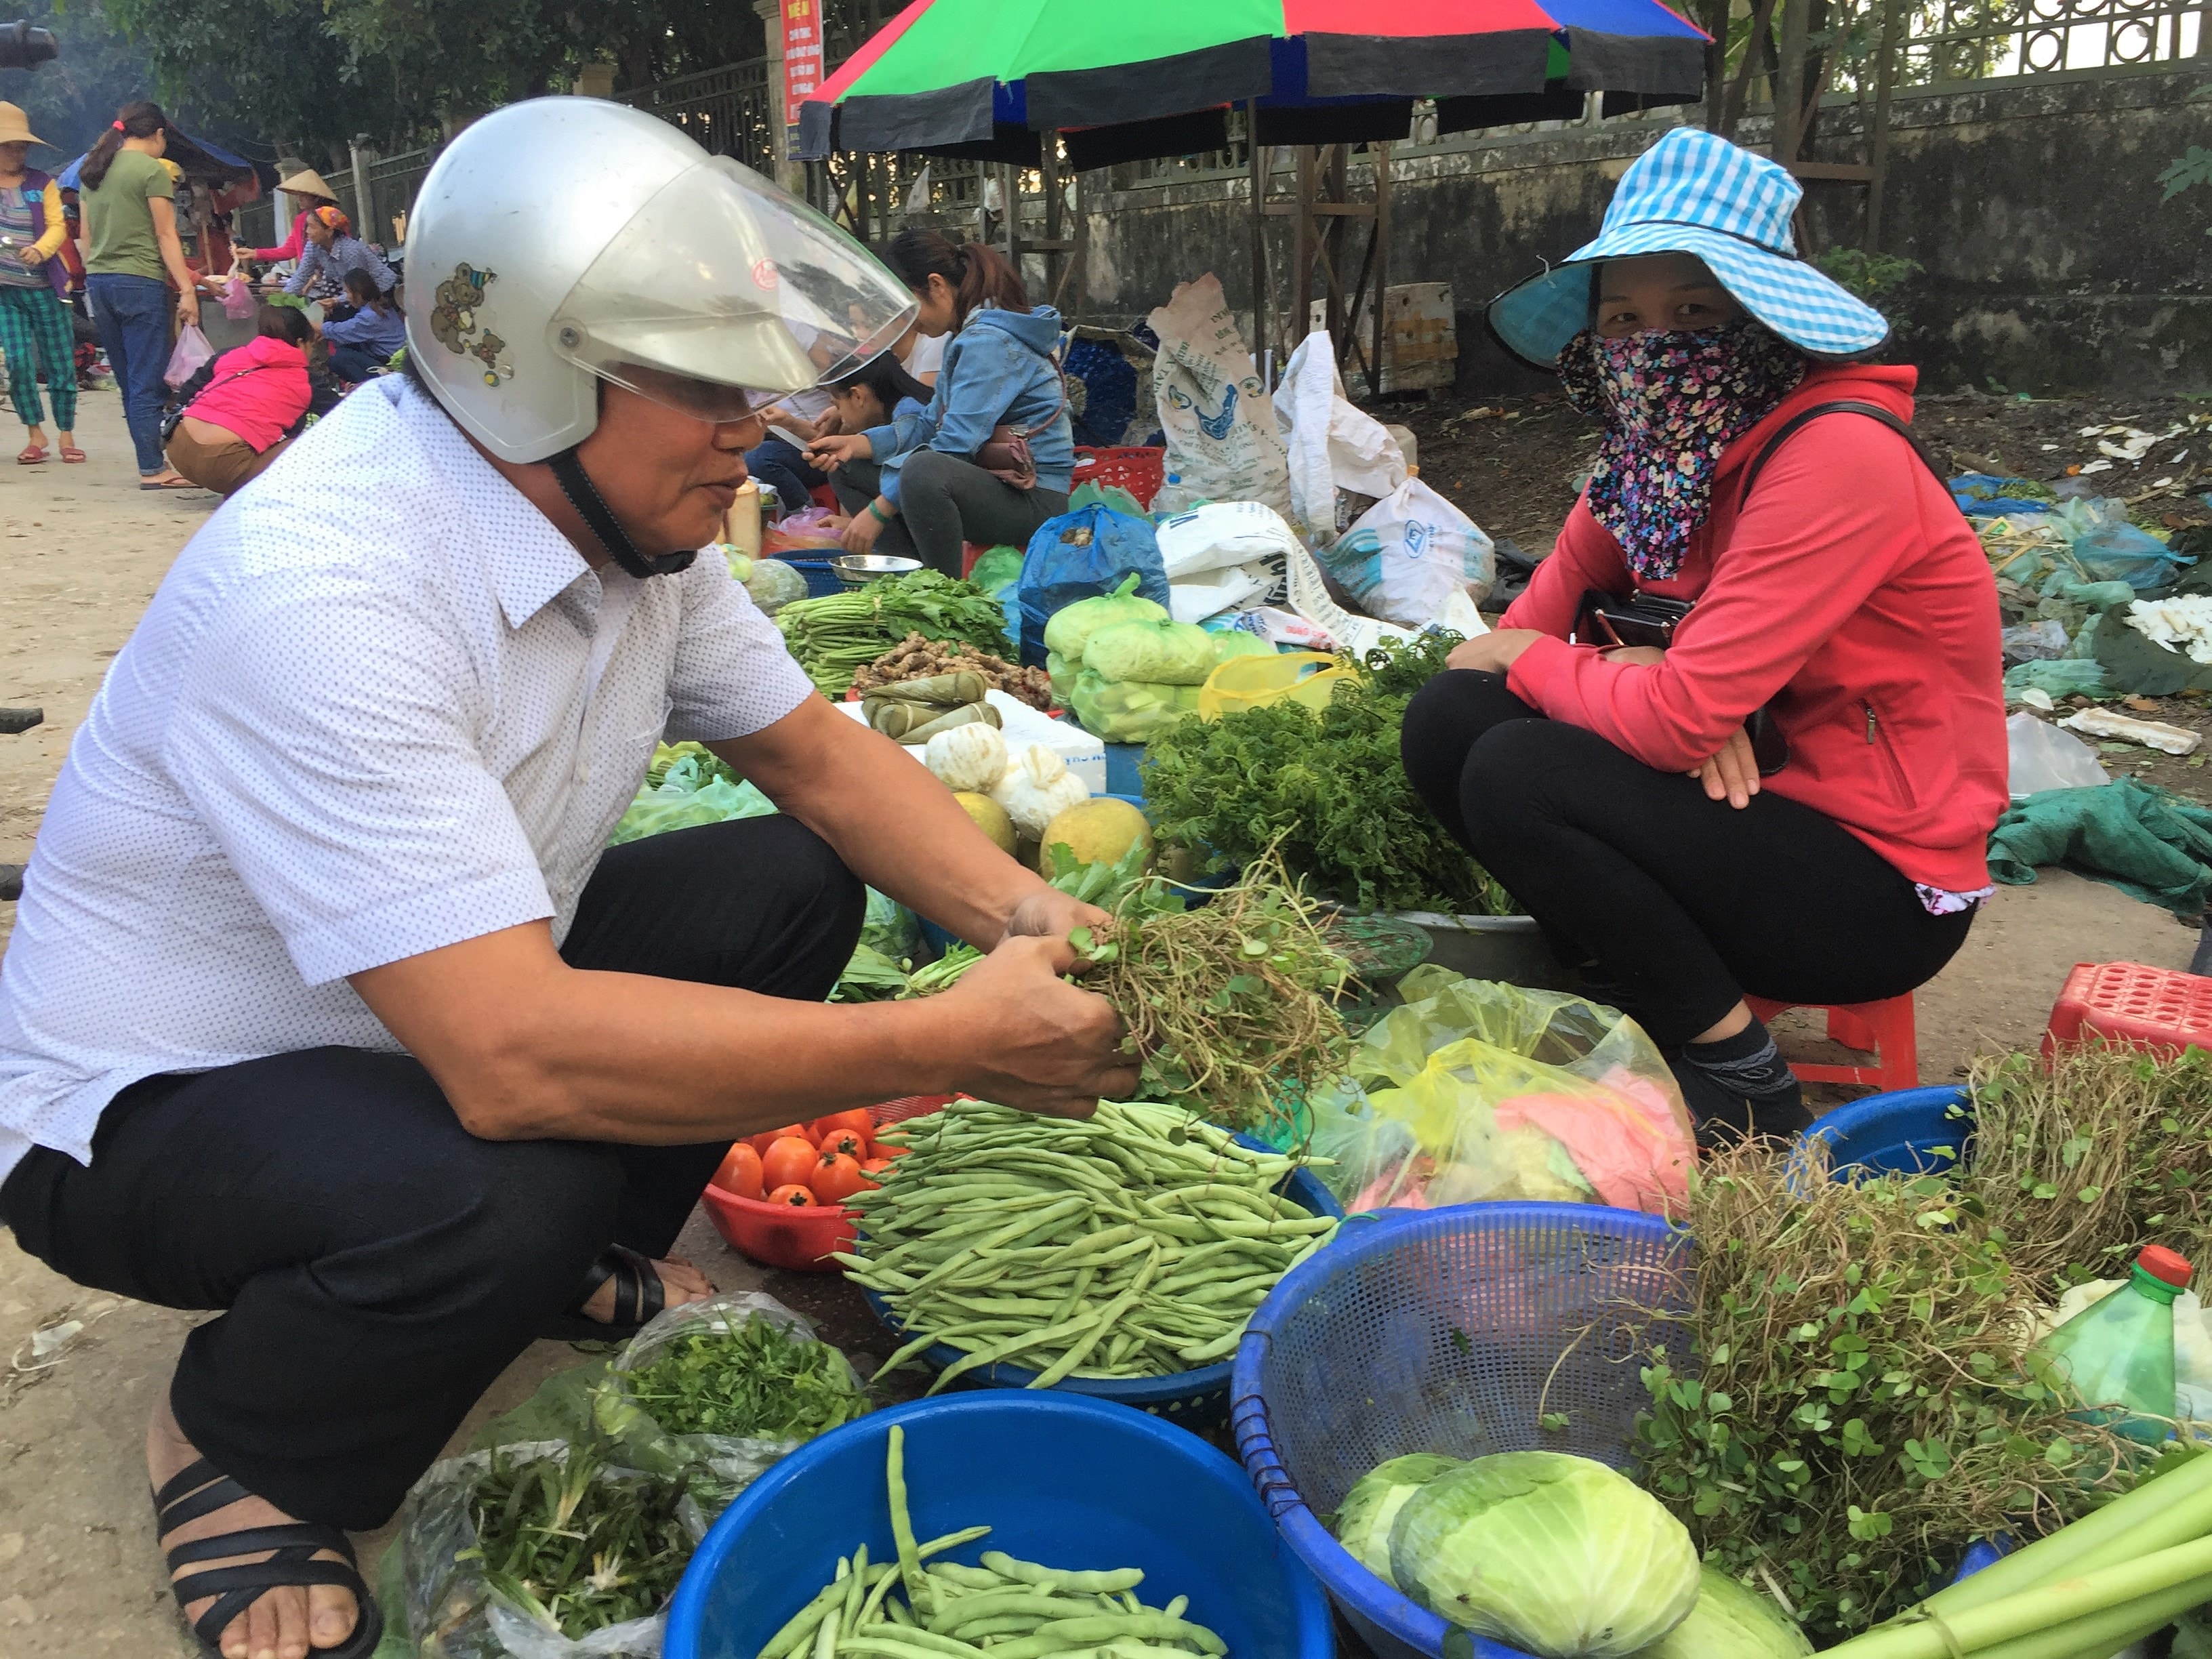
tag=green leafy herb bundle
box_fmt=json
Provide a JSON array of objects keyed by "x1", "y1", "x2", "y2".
[
  {"x1": 460, "y1": 1437, "x2": 697, "y2": 1639},
  {"x1": 1141, "y1": 636, "x2": 1508, "y2": 916},
  {"x1": 776, "y1": 571, "x2": 1012, "y2": 695},
  {"x1": 621, "y1": 1314, "x2": 869, "y2": 1442},
  {"x1": 1634, "y1": 1137, "x2": 2138, "y2": 1643},
  {"x1": 1073, "y1": 844, "x2": 1349, "y2": 1133},
  {"x1": 1963, "y1": 1042, "x2": 2212, "y2": 1290}
]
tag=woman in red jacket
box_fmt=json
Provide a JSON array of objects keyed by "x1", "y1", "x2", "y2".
[{"x1": 1401, "y1": 129, "x2": 2003, "y2": 1137}]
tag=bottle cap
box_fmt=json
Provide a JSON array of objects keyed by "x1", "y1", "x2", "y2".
[{"x1": 2137, "y1": 1245, "x2": 2193, "y2": 1287}]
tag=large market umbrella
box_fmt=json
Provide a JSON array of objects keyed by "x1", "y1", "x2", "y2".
[{"x1": 797, "y1": 0, "x2": 1710, "y2": 168}]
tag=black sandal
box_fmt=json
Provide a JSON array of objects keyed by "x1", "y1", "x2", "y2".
[
  {"x1": 537, "y1": 1243, "x2": 667, "y2": 1343},
  {"x1": 154, "y1": 1457, "x2": 383, "y2": 1659}
]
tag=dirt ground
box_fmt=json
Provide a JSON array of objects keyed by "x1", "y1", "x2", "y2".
[{"x1": 0, "y1": 388, "x2": 2201, "y2": 1657}]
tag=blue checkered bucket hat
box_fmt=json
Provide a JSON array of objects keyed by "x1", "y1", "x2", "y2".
[{"x1": 1487, "y1": 127, "x2": 1890, "y2": 368}]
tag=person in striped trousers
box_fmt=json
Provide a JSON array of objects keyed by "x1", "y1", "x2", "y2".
[{"x1": 0, "y1": 103, "x2": 81, "y2": 464}]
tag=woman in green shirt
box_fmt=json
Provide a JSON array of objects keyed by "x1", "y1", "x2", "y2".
[{"x1": 81, "y1": 100, "x2": 202, "y2": 487}]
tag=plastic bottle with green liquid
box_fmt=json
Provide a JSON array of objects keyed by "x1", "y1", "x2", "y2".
[{"x1": 2036, "y1": 1244, "x2": 2192, "y2": 1443}]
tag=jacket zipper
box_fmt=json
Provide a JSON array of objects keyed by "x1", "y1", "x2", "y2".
[{"x1": 1865, "y1": 700, "x2": 1912, "y2": 802}]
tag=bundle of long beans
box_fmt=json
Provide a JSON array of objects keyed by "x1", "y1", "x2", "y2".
[
  {"x1": 775, "y1": 571, "x2": 1011, "y2": 696},
  {"x1": 834, "y1": 1099, "x2": 1336, "y2": 1389}
]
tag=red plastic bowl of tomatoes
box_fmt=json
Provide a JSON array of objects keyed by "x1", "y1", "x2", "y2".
[{"x1": 697, "y1": 1097, "x2": 952, "y2": 1272}]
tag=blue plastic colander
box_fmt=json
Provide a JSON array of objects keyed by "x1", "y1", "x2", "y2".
[{"x1": 1231, "y1": 1203, "x2": 1693, "y2": 1659}]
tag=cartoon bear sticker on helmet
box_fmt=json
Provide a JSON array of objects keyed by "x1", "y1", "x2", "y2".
[{"x1": 430, "y1": 264, "x2": 512, "y2": 385}]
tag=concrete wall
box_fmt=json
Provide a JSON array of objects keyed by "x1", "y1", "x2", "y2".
[{"x1": 1072, "y1": 66, "x2": 2212, "y2": 397}]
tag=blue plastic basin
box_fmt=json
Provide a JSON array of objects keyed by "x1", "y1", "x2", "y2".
[
  {"x1": 664, "y1": 1391, "x2": 1335, "y2": 1659},
  {"x1": 1801, "y1": 1084, "x2": 1973, "y2": 1176}
]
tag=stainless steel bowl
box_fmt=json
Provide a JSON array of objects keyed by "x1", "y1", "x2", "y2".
[{"x1": 832, "y1": 553, "x2": 922, "y2": 588}]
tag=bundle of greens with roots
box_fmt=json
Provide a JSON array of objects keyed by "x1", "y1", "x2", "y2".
[
  {"x1": 1071, "y1": 843, "x2": 1350, "y2": 1136},
  {"x1": 1631, "y1": 1135, "x2": 2144, "y2": 1644},
  {"x1": 904, "y1": 842, "x2": 1351, "y2": 1135}
]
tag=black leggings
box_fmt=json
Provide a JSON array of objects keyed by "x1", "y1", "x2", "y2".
[
  {"x1": 833, "y1": 451, "x2": 1068, "y2": 576},
  {"x1": 0, "y1": 814, "x2": 863, "y2": 1530},
  {"x1": 1399, "y1": 671, "x2": 1974, "y2": 1048}
]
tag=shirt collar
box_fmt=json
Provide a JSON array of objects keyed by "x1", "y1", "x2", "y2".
[{"x1": 388, "y1": 377, "x2": 595, "y2": 630}]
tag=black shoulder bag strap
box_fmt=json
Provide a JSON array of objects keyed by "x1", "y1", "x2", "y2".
[{"x1": 1740, "y1": 398, "x2": 1950, "y2": 498}]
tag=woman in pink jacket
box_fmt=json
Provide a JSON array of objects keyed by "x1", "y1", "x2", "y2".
[
  {"x1": 162, "y1": 304, "x2": 314, "y2": 494},
  {"x1": 1401, "y1": 129, "x2": 2003, "y2": 1139}
]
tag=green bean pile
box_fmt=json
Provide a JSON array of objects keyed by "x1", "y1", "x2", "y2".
[
  {"x1": 836, "y1": 1099, "x2": 1337, "y2": 1390},
  {"x1": 756, "y1": 1425, "x2": 1227, "y2": 1658}
]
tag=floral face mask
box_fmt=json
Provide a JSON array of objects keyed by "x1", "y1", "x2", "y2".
[{"x1": 1557, "y1": 321, "x2": 1805, "y2": 581}]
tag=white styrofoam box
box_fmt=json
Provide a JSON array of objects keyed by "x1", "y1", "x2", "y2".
[{"x1": 838, "y1": 690, "x2": 1107, "y2": 792}]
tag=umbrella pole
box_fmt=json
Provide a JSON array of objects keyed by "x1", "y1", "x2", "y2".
[{"x1": 1246, "y1": 100, "x2": 1269, "y2": 373}]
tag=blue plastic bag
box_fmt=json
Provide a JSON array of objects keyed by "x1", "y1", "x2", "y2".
[
  {"x1": 1016, "y1": 506, "x2": 1171, "y2": 667},
  {"x1": 1950, "y1": 473, "x2": 2052, "y2": 518}
]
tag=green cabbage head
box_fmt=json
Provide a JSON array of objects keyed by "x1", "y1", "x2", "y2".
[
  {"x1": 1631, "y1": 1569, "x2": 1811, "y2": 1658},
  {"x1": 1041, "y1": 575, "x2": 1168, "y2": 666},
  {"x1": 1333, "y1": 1454, "x2": 1462, "y2": 1589},
  {"x1": 1389, "y1": 1452, "x2": 1699, "y2": 1657}
]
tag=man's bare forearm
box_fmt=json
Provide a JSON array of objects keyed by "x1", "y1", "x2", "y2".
[{"x1": 356, "y1": 925, "x2": 975, "y2": 1143}]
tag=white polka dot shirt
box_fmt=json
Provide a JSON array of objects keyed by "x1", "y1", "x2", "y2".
[{"x1": 0, "y1": 375, "x2": 813, "y2": 1184}]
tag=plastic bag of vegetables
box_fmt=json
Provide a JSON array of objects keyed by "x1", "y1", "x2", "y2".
[
  {"x1": 1040, "y1": 571, "x2": 1170, "y2": 668},
  {"x1": 391, "y1": 1436, "x2": 706, "y2": 1659},
  {"x1": 1389, "y1": 1452, "x2": 1700, "y2": 1656},
  {"x1": 600, "y1": 1292, "x2": 871, "y2": 1503},
  {"x1": 1308, "y1": 965, "x2": 1694, "y2": 1216},
  {"x1": 1082, "y1": 617, "x2": 1219, "y2": 686},
  {"x1": 743, "y1": 556, "x2": 813, "y2": 617},
  {"x1": 1067, "y1": 669, "x2": 1202, "y2": 743},
  {"x1": 608, "y1": 775, "x2": 777, "y2": 846}
]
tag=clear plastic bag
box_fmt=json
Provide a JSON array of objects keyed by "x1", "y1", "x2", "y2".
[
  {"x1": 602, "y1": 1290, "x2": 871, "y2": 1500},
  {"x1": 1309, "y1": 966, "x2": 1694, "y2": 1215},
  {"x1": 2007, "y1": 711, "x2": 2112, "y2": 798},
  {"x1": 608, "y1": 776, "x2": 777, "y2": 845},
  {"x1": 393, "y1": 1439, "x2": 704, "y2": 1659}
]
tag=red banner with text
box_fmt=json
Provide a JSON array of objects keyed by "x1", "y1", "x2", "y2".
[{"x1": 783, "y1": 0, "x2": 823, "y2": 129}]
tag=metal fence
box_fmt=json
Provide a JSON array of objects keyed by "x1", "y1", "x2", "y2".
[
  {"x1": 618, "y1": 56, "x2": 777, "y2": 171},
  {"x1": 228, "y1": 142, "x2": 439, "y2": 254}
]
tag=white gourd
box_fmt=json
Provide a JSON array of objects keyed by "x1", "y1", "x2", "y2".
[
  {"x1": 990, "y1": 744, "x2": 1089, "y2": 837},
  {"x1": 924, "y1": 722, "x2": 1008, "y2": 794}
]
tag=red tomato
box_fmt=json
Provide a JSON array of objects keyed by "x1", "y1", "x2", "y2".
[
  {"x1": 712, "y1": 1142, "x2": 764, "y2": 1201},
  {"x1": 873, "y1": 1139, "x2": 911, "y2": 1159},
  {"x1": 766, "y1": 1183, "x2": 816, "y2": 1207},
  {"x1": 746, "y1": 1123, "x2": 815, "y2": 1156},
  {"x1": 760, "y1": 1134, "x2": 820, "y2": 1193},
  {"x1": 819, "y1": 1127, "x2": 868, "y2": 1162},
  {"x1": 810, "y1": 1151, "x2": 869, "y2": 1205},
  {"x1": 808, "y1": 1108, "x2": 876, "y2": 1147},
  {"x1": 861, "y1": 1156, "x2": 895, "y2": 1176}
]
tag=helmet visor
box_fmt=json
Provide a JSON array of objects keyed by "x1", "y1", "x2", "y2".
[{"x1": 548, "y1": 156, "x2": 916, "y2": 422}]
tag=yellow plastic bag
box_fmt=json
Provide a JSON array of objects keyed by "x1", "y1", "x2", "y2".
[
  {"x1": 1197, "y1": 651, "x2": 1354, "y2": 720},
  {"x1": 1311, "y1": 966, "x2": 1694, "y2": 1215}
]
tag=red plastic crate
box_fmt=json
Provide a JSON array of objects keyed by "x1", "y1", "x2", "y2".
[
  {"x1": 2043, "y1": 961, "x2": 2212, "y2": 1059},
  {"x1": 1071, "y1": 445, "x2": 1166, "y2": 508}
]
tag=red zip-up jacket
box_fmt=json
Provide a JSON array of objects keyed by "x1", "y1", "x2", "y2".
[{"x1": 1501, "y1": 363, "x2": 2005, "y2": 895}]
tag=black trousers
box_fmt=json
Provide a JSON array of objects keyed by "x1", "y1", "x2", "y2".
[
  {"x1": 1399, "y1": 671, "x2": 1975, "y2": 1048},
  {"x1": 832, "y1": 451, "x2": 1068, "y2": 576},
  {"x1": 0, "y1": 815, "x2": 863, "y2": 1530}
]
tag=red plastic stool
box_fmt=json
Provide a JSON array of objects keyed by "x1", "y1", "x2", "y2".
[
  {"x1": 2043, "y1": 961, "x2": 2212, "y2": 1060},
  {"x1": 809, "y1": 484, "x2": 838, "y2": 512},
  {"x1": 960, "y1": 542, "x2": 989, "y2": 579},
  {"x1": 1744, "y1": 994, "x2": 1919, "y2": 1091}
]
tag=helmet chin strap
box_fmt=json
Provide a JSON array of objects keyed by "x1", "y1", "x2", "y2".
[{"x1": 546, "y1": 447, "x2": 698, "y2": 580}]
